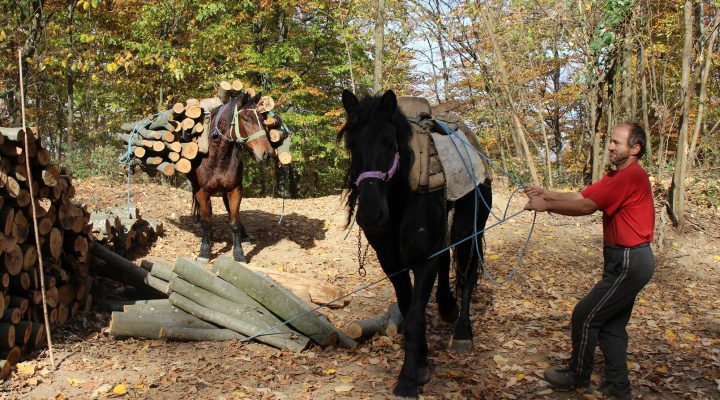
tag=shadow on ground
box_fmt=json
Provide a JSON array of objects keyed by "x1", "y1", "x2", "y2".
[{"x1": 167, "y1": 209, "x2": 327, "y2": 262}]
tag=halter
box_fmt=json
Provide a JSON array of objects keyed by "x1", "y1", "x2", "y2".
[
  {"x1": 211, "y1": 101, "x2": 266, "y2": 144},
  {"x1": 355, "y1": 152, "x2": 400, "y2": 187}
]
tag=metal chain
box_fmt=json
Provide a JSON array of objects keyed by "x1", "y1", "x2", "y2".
[{"x1": 356, "y1": 228, "x2": 369, "y2": 276}]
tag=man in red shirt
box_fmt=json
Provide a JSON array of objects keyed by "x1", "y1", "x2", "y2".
[{"x1": 524, "y1": 122, "x2": 655, "y2": 399}]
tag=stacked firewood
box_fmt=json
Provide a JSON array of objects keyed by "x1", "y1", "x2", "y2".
[
  {"x1": 89, "y1": 206, "x2": 163, "y2": 257},
  {"x1": 101, "y1": 255, "x2": 356, "y2": 350},
  {"x1": 118, "y1": 80, "x2": 293, "y2": 178},
  {"x1": 0, "y1": 127, "x2": 94, "y2": 379}
]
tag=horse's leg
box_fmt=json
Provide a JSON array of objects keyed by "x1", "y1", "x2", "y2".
[
  {"x1": 196, "y1": 188, "x2": 213, "y2": 260},
  {"x1": 223, "y1": 193, "x2": 249, "y2": 242},
  {"x1": 227, "y1": 186, "x2": 247, "y2": 262},
  {"x1": 435, "y1": 247, "x2": 457, "y2": 323},
  {"x1": 450, "y1": 185, "x2": 492, "y2": 353},
  {"x1": 393, "y1": 260, "x2": 438, "y2": 398}
]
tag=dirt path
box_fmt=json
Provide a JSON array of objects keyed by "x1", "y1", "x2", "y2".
[{"x1": 3, "y1": 177, "x2": 719, "y2": 399}]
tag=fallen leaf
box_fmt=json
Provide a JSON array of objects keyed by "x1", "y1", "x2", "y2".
[
  {"x1": 68, "y1": 377, "x2": 83, "y2": 387},
  {"x1": 323, "y1": 369, "x2": 336, "y2": 375},
  {"x1": 113, "y1": 383, "x2": 127, "y2": 395},
  {"x1": 334, "y1": 385, "x2": 353, "y2": 393},
  {"x1": 538, "y1": 388, "x2": 553, "y2": 395},
  {"x1": 493, "y1": 354, "x2": 508, "y2": 366},
  {"x1": 16, "y1": 362, "x2": 35, "y2": 375}
]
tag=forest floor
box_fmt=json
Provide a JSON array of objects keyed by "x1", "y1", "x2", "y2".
[{"x1": 2, "y1": 176, "x2": 719, "y2": 400}]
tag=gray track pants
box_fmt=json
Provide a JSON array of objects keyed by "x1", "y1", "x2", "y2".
[{"x1": 569, "y1": 243, "x2": 654, "y2": 387}]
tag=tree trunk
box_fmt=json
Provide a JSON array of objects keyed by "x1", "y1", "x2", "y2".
[
  {"x1": 373, "y1": 0, "x2": 385, "y2": 93},
  {"x1": 160, "y1": 326, "x2": 246, "y2": 341},
  {"x1": 669, "y1": 1, "x2": 695, "y2": 229},
  {"x1": 688, "y1": 19, "x2": 718, "y2": 171},
  {"x1": 479, "y1": 7, "x2": 539, "y2": 185},
  {"x1": 109, "y1": 309, "x2": 217, "y2": 339}
]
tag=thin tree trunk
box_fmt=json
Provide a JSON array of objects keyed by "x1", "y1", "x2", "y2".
[
  {"x1": 688, "y1": 21, "x2": 718, "y2": 171},
  {"x1": 538, "y1": 113, "x2": 553, "y2": 188},
  {"x1": 65, "y1": 0, "x2": 75, "y2": 157},
  {"x1": 639, "y1": 43, "x2": 652, "y2": 171},
  {"x1": 669, "y1": 0, "x2": 694, "y2": 229},
  {"x1": 373, "y1": 0, "x2": 385, "y2": 93},
  {"x1": 479, "y1": 6, "x2": 539, "y2": 185}
]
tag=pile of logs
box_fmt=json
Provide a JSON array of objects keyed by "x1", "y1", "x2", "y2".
[
  {"x1": 89, "y1": 206, "x2": 163, "y2": 256},
  {"x1": 101, "y1": 254, "x2": 356, "y2": 350},
  {"x1": 117, "y1": 80, "x2": 293, "y2": 179},
  {"x1": 345, "y1": 303, "x2": 403, "y2": 342},
  {"x1": 0, "y1": 127, "x2": 94, "y2": 379}
]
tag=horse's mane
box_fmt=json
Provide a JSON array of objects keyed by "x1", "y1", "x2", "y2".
[{"x1": 337, "y1": 94, "x2": 413, "y2": 227}]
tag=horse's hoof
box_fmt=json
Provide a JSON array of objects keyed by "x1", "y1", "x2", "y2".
[
  {"x1": 233, "y1": 254, "x2": 247, "y2": 263},
  {"x1": 418, "y1": 366, "x2": 432, "y2": 385},
  {"x1": 449, "y1": 339, "x2": 474, "y2": 353}
]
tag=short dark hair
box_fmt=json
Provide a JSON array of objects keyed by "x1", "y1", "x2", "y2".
[{"x1": 620, "y1": 121, "x2": 646, "y2": 159}]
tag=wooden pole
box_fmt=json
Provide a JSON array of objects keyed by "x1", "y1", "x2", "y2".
[{"x1": 18, "y1": 48, "x2": 54, "y2": 368}]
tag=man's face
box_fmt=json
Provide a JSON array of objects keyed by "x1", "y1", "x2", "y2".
[{"x1": 608, "y1": 125, "x2": 638, "y2": 166}]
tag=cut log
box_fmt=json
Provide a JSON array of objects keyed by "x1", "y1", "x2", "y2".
[
  {"x1": 148, "y1": 110, "x2": 174, "y2": 130},
  {"x1": 30, "y1": 322, "x2": 46, "y2": 348},
  {"x1": 346, "y1": 314, "x2": 387, "y2": 342},
  {"x1": 0, "y1": 323, "x2": 14, "y2": 349},
  {"x1": 133, "y1": 146, "x2": 146, "y2": 158},
  {"x1": 4, "y1": 176, "x2": 20, "y2": 198},
  {"x1": 166, "y1": 141, "x2": 182, "y2": 153},
  {"x1": 89, "y1": 242, "x2": 167, "y2": 297},
  {"x1": 168, "y1": 292, "x2": 308, "y2": 351},
  {"x1": 180, "y1": 142, "x2": 198, "y2": 160},
  {"x1": 212, "y1": 256, "x2": 356, "y2": 348},
  {"x1": 200, "y1": 97, "x2": 222, "y2": 113},
  {"x1": 168, "y1": 152, "x2": 180, "y2": 163},
  {"x1": 58, "y1": 285, "x2": 77, "y2": 306},
  {"x1": 268, "y1": 129, "x2": 283, "y2": 143},
  {"x1": 21, "y1": 243, "x2": 37, "y2": 270},
  {"x1": 16, "y1": 321, "x2": 32, "y2": 344},
  {"x1": 9, "y1": 297, "x2": 28, "y2": 314},
  {"x1": 124, "y1": 303, "x2": 178, "y2": 313},
  {"x1": 276, "y1": 134, "x2": 292, "y2": 165},
  {"x1": 41, "y1": 163, "x2": 60, "y2": 187},
  {"x1": 243, "y1": 265, "x2": 346, "y2": 309},
  {"x1": 185, "y1": 105, "x2": 202, "y2": 119},
  {"x1": 160, "y1": 326, "x2": 246, "y2": 342},
  {"x1": 45, "y1": 286, "x2": 59, "y2": 308},
  {"x1": 168, "y1": 276, "x2": 305, "y2": 349},
  {"x1": 11, "y1": 211, "x2": 28, "y2": 244},
  {"x1": 9, "y1": 272, "x2": 30, "y2": 291},
  {"x1": 45, "y1": 227, "x2": 63, "y2": 261},
  {"x1": 384, "y1": 303, "x2": 403, "y2": 337},
  {"x1": 96, "y1": 298, "x2": 169, "y2": 312},
  {"x1": 57, "y1": 304, "x2": 69, "y2": 325},
  {"x1": 146, "y1": 258, "x2": 177, "y2": 282},
  {"x1": 0, "y1": 206, "x2": 14, "y2": 236},
  {"x1": 174, "y1": 158, "x2": 191, "y2": 174},
  {"x1": 172, "y1": 102, "x2": 185, "y2": 115},
  {"x1": 145, "y1": 156, "x2": 163, "y2": 166},
  {"x1": 109, "y1": 309, "x2": 217, "y2": 339},
  {"x1": 231, "y1": 80, "x2": 244, "y2": 92},
  {"x1": 2, "y1": 308, "x2": 21, "y2": 324},
  {"x1": 157, "y1": 162, "x2": 175, "y2": 176},
  {"x1": 0, "y1": 346, "x2": 20, "y2": 380},
  {"x1": 4, "y1": 244, "x2": 23, "y2": 275},
  {"x1": 218, "y1": 81, "x2": 232, "y2": 104}
]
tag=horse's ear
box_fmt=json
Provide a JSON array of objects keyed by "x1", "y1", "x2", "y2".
[
  {"x1": 380, "y1": 90, "x2": 397, "y2": 116},
  {"x1": 253, "y1": 92, "x2": 262, "y2": 104},
  {"x1": 241, "y1": 91, "x2": 251, "y2": 105},
  {"x1": 342, "y1": 89, "x2": 358, "y2": 114}
]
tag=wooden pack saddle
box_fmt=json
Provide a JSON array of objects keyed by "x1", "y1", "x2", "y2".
[{"x1": 398, "y1": 96, "x2": 492, "y2": 199}]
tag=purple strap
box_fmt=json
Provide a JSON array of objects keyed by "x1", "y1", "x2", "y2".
[{"x1": 355, "y1": 152, "x2": 400, "y2": 186}]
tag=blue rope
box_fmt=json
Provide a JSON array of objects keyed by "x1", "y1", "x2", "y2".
[
  {"x1": 242, "y1": 121, "x2": 537, "y2": 342},
  {"x1": 118, "y1": 121, "x2": 144, "y2": 213}
]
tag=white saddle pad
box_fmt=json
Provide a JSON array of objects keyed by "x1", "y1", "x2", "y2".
[{"x1": 431, "y1": 131, "x2": 489, "y2": 201}]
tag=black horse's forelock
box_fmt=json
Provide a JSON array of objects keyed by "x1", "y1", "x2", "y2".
[{"x1": 337, "y1": 94, "x2": 413, "y2": 228}]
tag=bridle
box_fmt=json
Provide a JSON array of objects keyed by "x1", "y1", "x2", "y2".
[
  {"x1": 354, "y1": 151, "x2": 400, "y2": 187},
  {"x1": 211, "y1": 101, "x2": 267, "y2": 145}
]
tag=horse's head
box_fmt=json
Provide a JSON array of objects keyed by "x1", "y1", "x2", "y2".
[
  {"x1": 234, "y1": 91, "x2": 275, "y2": 165},
  {"x1": 338, "y1": 89, "x2": 411, "y2": 233}
]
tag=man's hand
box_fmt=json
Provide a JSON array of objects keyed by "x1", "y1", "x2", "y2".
[
  {"x1": 524, "y1": 186, "x2": 546, "y2": 199},
  {"x1": 524, "y1": 195, "x2": 548, "y2": 212}
]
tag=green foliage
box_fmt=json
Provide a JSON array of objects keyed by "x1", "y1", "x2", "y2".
[{"x1": 64, "y1": 144, "x2": 125, "y2": 182}]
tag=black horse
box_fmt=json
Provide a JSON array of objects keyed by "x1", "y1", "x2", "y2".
[{"x1": 338, "y1": 89, "x2": 492, "y2": 398}]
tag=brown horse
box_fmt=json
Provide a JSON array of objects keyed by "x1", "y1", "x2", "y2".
[{"x1": 187, "y1": 91, "x2": 275, "y2": 262}]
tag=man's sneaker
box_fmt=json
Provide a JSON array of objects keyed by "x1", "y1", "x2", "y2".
[
  {"x1": 598, "y1": 382, "x2": 633, "y2": 399},
  {"x1": 543, "y1": 367, "x2": 590, "y2": 390}
]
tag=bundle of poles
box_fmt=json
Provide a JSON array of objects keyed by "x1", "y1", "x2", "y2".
[
  {"x1": 117, "y1": 80, "x2": 293, "y2": 178},
  {"x1": 96, "y1": 254, "x2": 356, "y2": 350},
  {"x1": 0, "y1": 127, "x2": 94, "y2": 379}
]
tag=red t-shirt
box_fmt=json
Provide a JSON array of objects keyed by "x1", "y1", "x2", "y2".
[{"x1": 580, "y1": 161, "x2": 655, "y2": 247}]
